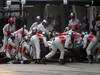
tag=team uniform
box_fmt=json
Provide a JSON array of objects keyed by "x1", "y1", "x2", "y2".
[
  {"x1": 4, "y1": 37, "x2": 16, "y2": 59},
  {"x1": 44, "y1": 32, "x2": 71, "y2": 64},
  {"x1": 12, "y1": 28, "x2": 29, "y2": 60},
  {"x1": 3, "y1": 18, "x2": 15, "y2": 50},
  {"x1": 30, "y1": 32, "x2": 48, "y2": 60},
  {"x1": 86, "y1": 20, "x2": 100, "y2": 63},
  {"x1": 68, "y1": 18, "x2": 81, "y2": 31}
]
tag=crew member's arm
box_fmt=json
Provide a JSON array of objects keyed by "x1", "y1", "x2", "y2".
[{"x1": 3, "y1": 24, "x2": 8, "y2": 36}]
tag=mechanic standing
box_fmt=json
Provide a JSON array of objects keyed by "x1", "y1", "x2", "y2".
[
  {"x1": 68, "y1": 12, "x2": 81, "y2": 31},
  {"x1": 86, "y1": 14, "x2": 100, "y2": 63},
  {"x1": 2, "y1": 18, "x2": 15, "y2": 50}
]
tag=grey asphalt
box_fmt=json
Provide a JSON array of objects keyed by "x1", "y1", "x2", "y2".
[{"x1": 0, "y1": 63, "x2": 100, "y2": 75}]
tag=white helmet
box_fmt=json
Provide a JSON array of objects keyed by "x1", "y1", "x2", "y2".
[
  {"x1": 24, "y1": 25, "x2": 27, "y2": 29},
  {"x1": 65, "y1": 27, "x2": 69, "y2": 31},
  {"x1": 68, "y1": 30, "x2": 73, "y2": 35},
  {"x1": 42, "y1": 32, "x2": 45, "y2": 35},
  {"x1": 70, "y1": 12, "x2": 74, "y2": 16},
  {"x1": 70, "y1": 12, "x2": 75, "y2": 18},
  {"x1": 42, "y1": 19, "x2": 47, "y2": 23},
  {"x1": 82, "y1": 32, "x2": 88, "y2": 35},
  {"x1": 36, "y1": 16, "x2": 40, "y2": 19}
]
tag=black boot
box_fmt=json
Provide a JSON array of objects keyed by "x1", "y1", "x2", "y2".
[
  {"x1": 34, "y1": 59, "x2": 38, "y2": 64},
  {"x1": 13, "y1": 60, "x2": 21, "y2": 64},
  {"x1": 23, "y1": 60, "x2": 31, "y2": 64},
  {"x1": 42, "y1": 57, "x2": 47, "y2": 64},
  {"x1": 34, "y1": 59, "x2": 41, "y2": 64},
  {"x1": 87, "y1": 55, "x2": 93, "y2": 64},
  {"x1": 37, "y1": 59, "x2": 42, "y2": 64},
  {"x1": 34, "y1": 59, "x2": 37, "y2": 64},
  {"x1": 59, "y1": 59, "x2": 65, "y2": 65}
]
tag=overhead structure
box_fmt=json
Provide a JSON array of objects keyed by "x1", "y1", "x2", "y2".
[
  {"x1": 0, "y1": 0, "x2": 100, "y2": 6},
  {"x1": 63, "y1": 0, "x2": 68, "y2": 5},
  {"x1": 24, "y1": 0, "x2": 100, "y2": 5}
]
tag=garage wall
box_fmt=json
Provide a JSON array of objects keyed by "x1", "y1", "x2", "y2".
[
  {"x1": 24, "y1": 4, "x2": 66, "y2": 32},
  {"x1": 75, "y1": 5, "x2": 87, "y2": 22},
  {"x1": 24, "y1": 5, "x2": 44, "y2": 27},
  {"x1": 44, "y1": 4, "x2": 66, "y2": 32}
]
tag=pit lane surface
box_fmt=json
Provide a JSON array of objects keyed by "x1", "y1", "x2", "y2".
[{"x1": 0, "y1": 63, "x2": 100, "y2": 75}]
